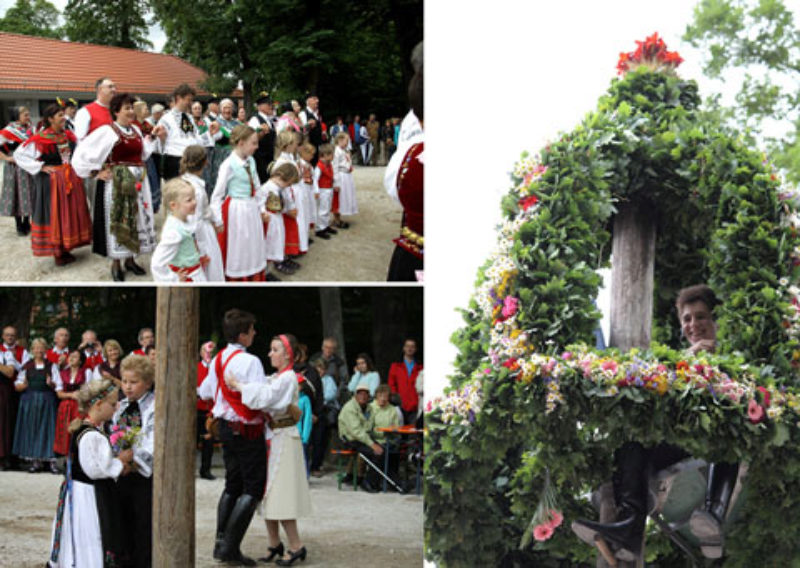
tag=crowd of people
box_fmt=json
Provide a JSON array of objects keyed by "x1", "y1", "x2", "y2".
[
  {"x1": 0, "y1": 79, "x2": 430, "y2": 281},
  {"x1": 0, "y1": 316, "x2": 422, "y2": 566}
]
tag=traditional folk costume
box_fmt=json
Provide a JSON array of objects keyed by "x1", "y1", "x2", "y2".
[
  {"x1": 333, "y1": 145, "x2": 358, "y2": 216},
  {"x1": 82, "y1": 348, "x2": 105, "y2": 372},
  {"x1": 0, "y1": 343, "x2": 29, "y2": 461},
  {"x1": 0, "y1": 121, "x2": 34, "y2": 235},
  {"x1": 262, "y1": 179, "x2": 286, "y2": 265},
  {"x1": 53, "y1": 366, "x2": 90, "y2": 456},
  {"x1": 48, "y1": 421, "x2": 126, "y2": 568},
  {"x1": 47, "y1": 346, "x2": 70, "y2": 378},
  {"x1": 150, "y1": 214, "x2": 208, "y2": 282},
  {"x1": 210, "y1": 153, "x2": 267, "y2": 281},
  {"x1": 275, "y1": 153, "x2": 304, "y2": 255},
  {"x1": 12, "y1": 359, "x2": 57, "y2": 462},
  {"x1": 205, "y1": 115, "x2": 237, "y2": 192},
  {"x1": 75, "y1": 100, "x2": 113, "y2": 224},
  {"x1": 314, "y1": 159, "x2": 335, "y2": 232},
  {"x1": 14, "y1": 129, "x2": 92, "y2": 262},
  {"x1": 112, "y1": 389, "x2": 155, "y2": 568},
  {"x1": 157, "y1": 108, "x2": 217, "y2": 180},
  {"x1": 197, "y1": 342, "x2": 269, "y2": 562},
  {"x1": 72, "y1": 122, "x2": 157, "y2": 264},
  {"x1": 239, "y1": 367, "x2": 312, "y2": 520},
  {"x1": 183, "y1": 172, "x2": 224, "y2": 281},
  {"x1": 297, "y1": 157, "x2": 317, "y2": 238},
  {"x1": 248, "y1": 111, "x2": 277, "y2": 183},
  {"x1": 387, "y1": 141, "x2": 424, "y2": 281}
]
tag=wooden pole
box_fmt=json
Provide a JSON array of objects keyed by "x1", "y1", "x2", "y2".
[
  {"x1": 153, "y1": 287, "x2": 199, "y2": 567},
  {"x1": 609, "y1": 202, "x2": 656, "y2": 351},
  {"x1": 597, "y1": 202, "x2": 655, "y2": 568}
]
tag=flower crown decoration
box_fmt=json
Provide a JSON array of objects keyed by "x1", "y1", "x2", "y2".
[{"x1": 617, "y1": 32, "x2": 683, "y2": 75}]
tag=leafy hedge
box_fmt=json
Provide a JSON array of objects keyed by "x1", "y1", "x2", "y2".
[{"x1": 426, "y1": 62, "x2": 800, "y2": 566}]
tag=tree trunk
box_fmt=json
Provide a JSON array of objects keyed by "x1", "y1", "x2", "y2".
[
  {"x1": 599, "y1": 202, "x2": 655, "y2": 568},
  {"x1": 371, "y1": 289, "x2": 408, "y2": 378},
  {"x1": 609, "y1": 202, "x2": 656, "y2": 351},
  {"x1": 319, "y1": 287, "x2": 346, "y2": 364},
  {"x1": 152, "y1": 288, "x2": 198, "y2": 566}
]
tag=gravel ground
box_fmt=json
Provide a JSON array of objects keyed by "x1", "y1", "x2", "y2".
[
  {"x1": 0, "y1": 449, "x2": 423, "y2": 567},
  {"x1": 0, "y1": 165, "x2": 401, "y2": 283}
]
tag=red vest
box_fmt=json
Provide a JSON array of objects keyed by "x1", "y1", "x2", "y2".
[
  {"x1": 0, "y1": 344, "x2": 25, "y2": 363},
  {"x1": 317, "y1": 160, "x2": 334, "y2": 189},
  {"x1": 197, "y1": 360, "x2": 212, "y2": 411},
  {"x1": 46, "y1": 348, "x2": 70, "y2": 369},
  {"x1": 108, "y1": 123, "x2": 144, "y2": 165},
  {"x1": 85, "y1": 101, "x2": 112, "y2": 136},
  {"x1": 397, "y1": 142, "x2": 424, "y2": 236}
]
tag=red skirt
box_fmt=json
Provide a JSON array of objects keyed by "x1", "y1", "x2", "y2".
[
  {"x1": 332, "y1": 191, "x2": 340, "y2": 214},
  {"x1": 53, "y1": 398, "x2": 79, "y2": 456},
  {"x1": 283, "y1": 213, "x2": 300, "y2": 256},
  {"x1": 31, "y1": 165, "x2": 91, "y2": 257}
]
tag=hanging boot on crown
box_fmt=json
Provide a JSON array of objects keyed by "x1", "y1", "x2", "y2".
[
  {"x1": 689, "y1": 462, "x2": 739, "y2": 559},
  {"x1": 572, "y1": 442, "x2": 649, "y2": 563}
]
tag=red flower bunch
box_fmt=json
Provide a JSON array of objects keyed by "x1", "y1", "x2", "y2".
[
  {"x1": 518, "y1": 195, "x2": 539, "y2": 211},
  {"x1": 617, "y1": 32, "x2": 683, "y2": 75}
]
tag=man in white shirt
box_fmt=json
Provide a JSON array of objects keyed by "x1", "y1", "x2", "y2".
[
  {"x1": 198, "y1": 308, "x2": 268, "y2": 566},
  {"x1": 157, "y1": 83, "x2": 219, "y2": 180},
  {"x1": 73, "y1": 77, "x2": 116, "y2": 142},
  {"x1": 247, "y1": 93, "x2": 277, "y2": 182}
]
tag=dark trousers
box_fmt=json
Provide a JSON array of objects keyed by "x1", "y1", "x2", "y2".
[
  {"x1": 117, "y1": 472, "x2": 153, "y2": 568},
  {"x1": 401, "y1": 408, "x2": 417, "y2": 426},
  {"x1": 310, "y1": 419, "x2": 328, "y2": 471},
  {"x1": 343, "y1": 439, "x2": 383, "y2": 486},
  {"x1": 162, "y1": 155, "x2": 182, "y2": 181},
  {"x1": 219, "y1": 419, "x2": 267, "y2": 498},
  {"x1": 197, "y1": 410, "x2": 214, "y2": 474}
]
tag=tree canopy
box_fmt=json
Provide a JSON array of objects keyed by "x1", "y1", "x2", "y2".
[
  {"x1": 0, "y1": 0, "x2": 61, "y2": 39},
  {"x1": 62, "y1": 0, "x2": 152, "y2": 49},
  {"x1": 685, "y1": 0, "x2": 800, "y2": 183}
]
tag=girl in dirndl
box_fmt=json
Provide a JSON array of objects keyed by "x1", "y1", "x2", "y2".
[
  {"x1": 53, "y1": 350, "x2": 91, "y2": 459},
  {"x1": 332, "y1": 131, "x2": 357, "y2": 228},
  {"x1": 13, "y1": 103, "x2": 92, "y2": 267},
  {"x1": 0, "y1": 106, "x2": 34, "y2": 236},
  {"x1": 207, "y1": 99, "x2": 240, "y2": 193},
  {"x1": 48, "y1": 378, "x2": 133, "y2": 568}
]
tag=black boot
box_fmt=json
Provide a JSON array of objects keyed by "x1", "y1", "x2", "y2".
[
  {"x1": 217, "y1": 494, "x2": 259, "y2": 566},
  {"x1": 572, "y1": 442, "x2": 648, "y2": 560},
  {"x1": 199, "y1": 439, "x2": 215, "y2": 479},
  {"x1": 213, "y1": 492, "x2": 238, "y2": 559},
  {"x1": 14, "y1": 216, "x2": 26, "y2": 236},
  {"x1": 690, "y1": 462, "x2": 738, "y2": 559}
]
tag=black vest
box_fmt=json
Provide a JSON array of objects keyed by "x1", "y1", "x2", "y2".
[{"x1": 254, "y1": 114, "x2": 276, "y2": 161}]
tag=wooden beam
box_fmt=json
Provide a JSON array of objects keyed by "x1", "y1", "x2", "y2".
[
  {"x1": 609, "y1": 202, "x2": 656, "y2": 351},
  {"x1": 153, "y1": 287, "x2": 199, "y2": 567}
]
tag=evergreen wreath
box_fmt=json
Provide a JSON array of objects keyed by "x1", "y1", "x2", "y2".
[{"x1": 425, "y1": 33, "x2": 800, "y2": 566}]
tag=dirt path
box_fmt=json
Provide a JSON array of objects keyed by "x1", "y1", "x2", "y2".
[
  {"x1": 0, "y1": 456, "x2": 422, "y2": 567},
  {"x1": 0, "y1": 166, "x2": 401, "y2": 283}
]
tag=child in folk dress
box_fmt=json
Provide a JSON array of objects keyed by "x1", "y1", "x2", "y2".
[
  {"x1": 263, "y1": 162, "x2": 300, "y2": 279},
  {"x1": 333, "y1": 132, "x2": 358, "y2": 228},
  {"x1": 150, "y1": 178, "x2": 208, "y2": 282},
  {"x1": 314, "y1": 143, "x2": 337, "y2": 239},
  {"x1": 113, "y1": 354, "x2": 156, "y2": 568},
  {"x1": 48, "y1": 378, "x2": 133, "y2": 568},
  {"x1": 53, "y1": 351, "x2": 91, "y2": 462},
  {"x1": 297, "y1": 142, "x2": 318, "y2": 241},
  {"x1": 211, "y1": 125, "x2": 267, "y2": 281},
  {"x1": 180, "y1": 145, "x2": 224, "y2": 281},
  {"x1": 274, "y1": 131, "x2": 305, "y2": 267}
]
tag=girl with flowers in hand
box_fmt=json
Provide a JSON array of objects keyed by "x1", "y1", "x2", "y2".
[
  {"x1": 572, "y1": 285, "x2": 739, "y2": 562},
  {"x1": 226, "y1": 333, "x2": 311, "y2": 566},
  {"x1": 52, "y1": 350, "x2": 91, "y2": 462},
  {"x1": 14, "y1": 103, "x2": 92, "y2": 267},
  {"x1": 47, "y1": 378, "x2": 133, "y2": 568},
  {"x1": 73, "y1": 93, "x2": 161, "y2": 281}
]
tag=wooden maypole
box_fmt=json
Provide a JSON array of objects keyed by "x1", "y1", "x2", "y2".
[{"x1": 153, "y1": 287, "x2": 199, "y2": 566}]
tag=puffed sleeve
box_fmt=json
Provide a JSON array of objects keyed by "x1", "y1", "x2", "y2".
[
  {"x1": 71, "y1": 125, "x2": 118, "y2": 178},
  {"x1": 73, "y1": 107, "x2": 91, "y2": 142},
  {"x1": 332, "y1": 148, "x2": 343, "y2": 188},
  {"x1": 210, "y1": 158, "x2": 233, "y2": 219},
  {"x1": 133, "y1": 405, "x2": 154, "y2": 477},
  {"x1": 239, "y1": 370, "x2": 295, "y2": 413},
  {"x1": 131, "y1": 124, "x2": 154, "y2": 161},
  {"x1": 53, "y1": 370, "x2": 64, "y2": 392},
  {"x1": 78, "y1": 430, "x2": 124, "y2": 480},
  {"x1": 14, "y1": 367, "x2": 26, "y2": 386},
  {"x1": 13, "y1": 142, "x2": 43, "y2": 176},
  {"x1": 150, "y1": 221, "x2": 182, "y2": 282}
]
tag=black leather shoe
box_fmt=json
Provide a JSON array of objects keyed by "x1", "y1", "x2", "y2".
[
  {"x1": 326, "y1": 227, "x2": 338, "y2": 234},
  {"x1": 265, "y1": 273, "x2": 281, "y2": 281},
  {"x1": 258, "y1": 542, "x2": 284, "y2": 563},
  {"x1": 315, "y1": 230, "x2": 330, "y2": 240},
  {"x1": 360, "y1": 478, "x2": 378, "y2": 493},
  {"x1": 275, "y1": 547, "x2": 306, "y2": 566},
  {"x1": 125, "y1": 259, "x2": 146, "y2": 275},
  {"x1": 199, "y1": 470, "x2": 216, "y2": 480},
  {"x1": 112, "y1": 266, "x2": 125, "y2": 281}
]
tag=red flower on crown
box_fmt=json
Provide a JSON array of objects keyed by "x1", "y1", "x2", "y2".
[{"x1": 617, "y1": 32, "x2": 683, "y2": 75}]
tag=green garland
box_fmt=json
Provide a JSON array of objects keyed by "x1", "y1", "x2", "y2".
[{"x1": 426, "y1": 54, "x2": 800, "y2": 565}]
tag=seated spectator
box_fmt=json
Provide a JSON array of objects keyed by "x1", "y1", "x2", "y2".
[
  {"x1": 370, "y1": 384, "x2": 401, "y2": 485},
  {"x1": 347, "y1": 353, "x2": 380, "y2": 396},
  {"x1": 309, "y1": 356, "x2": 339, "y2": 478},
  {"x1": 338, "y1": 383, "x2": 383, "y2": 492}
]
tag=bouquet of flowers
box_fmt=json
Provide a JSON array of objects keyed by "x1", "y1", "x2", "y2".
[
  {"x1": 109, "y1": 424, "x2": 140, "y2": 454},
  {"x1": 520, "y1": 469, "x2": 563, "y2": 548}
]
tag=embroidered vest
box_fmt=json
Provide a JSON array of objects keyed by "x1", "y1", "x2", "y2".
[
  {"x1": 85, "y1": 102, "x2": 112, "y2": 136},
  {"x1": 108, "y1": 123, "x2": 144, "y2": 166},
  {"x1": 227, "y1": 157, "x2": 257, "y2": 200},
  {"x1": 167, "y1": 217, "x2": 201, "y2": 268}
]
